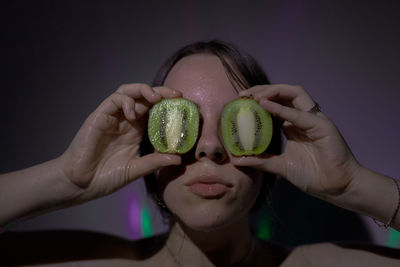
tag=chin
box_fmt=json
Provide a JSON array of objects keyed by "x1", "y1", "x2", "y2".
[
  {"x1": 169, "y1": 197, "x2": 253, "y2": 233},
  {"x1": 181, "y1": 207, "x2": 231, "y2": 232}
]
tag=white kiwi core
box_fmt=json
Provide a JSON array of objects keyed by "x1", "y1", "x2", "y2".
[
  {"x1": 236, "y1": 107, "x2": 256, "y2": 151},
  {"x1": 166, "y1": 108, "x2": 184, "y2": 150}
]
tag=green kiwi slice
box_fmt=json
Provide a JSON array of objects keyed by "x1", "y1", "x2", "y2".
[
  {"x1": 148, "y1": 98, "x2": 199, "y2": 154},
  {"x1": 221, "y1": 98, "x2": 273, "y2": 156}
]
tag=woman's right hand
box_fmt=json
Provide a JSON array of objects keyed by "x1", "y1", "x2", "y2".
[{"x1": 58, "y1": 84, "x2": 182, "y2": 202}]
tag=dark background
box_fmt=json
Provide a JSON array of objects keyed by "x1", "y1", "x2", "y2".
[{"x1": 1, "y1": 0, "x2": 399, "y2": 247}]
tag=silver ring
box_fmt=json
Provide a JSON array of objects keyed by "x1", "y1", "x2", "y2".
[{"x1": 308, "y1": 102, "x2": 321, "y2": 114}]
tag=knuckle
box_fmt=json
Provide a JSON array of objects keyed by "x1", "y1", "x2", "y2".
[
  {"x1": 292, "y1": 85, "x2": 305, "y2": 93},
  {"x1": 137, "y1": 83, "x2": 152, "y2": 92},
  {"x1": 153, "y1": 86, "x2": 169, "y2": 95},
  {"x1": 109, "y1": 95, "x2": 120, "y2": 107},
  {"x1": 110, "y1": 92, "x2": 121, "y2": 100},
  {"x1": 254, "y1": 84, "x2": 267, "y2": 92},
  {"x1": 244, "y1": 85, "x2": 260, "y2": 95},
  {"x1": 116, "y1": 83, "x2": 129, "y2": 92},
  {"x1": 135, "y1": 83, "x2": 149, "y2": 88},
  {"x1": 251, "y1": 85, "x2": 264, "y2": 91},
  {"x1": 277, "y1": 83, "x2": 290, "y2": 87},
  {"x1": 117, "y1": 83, "x2": 150, "y2": 93},
  {"x1": 113, "y1": 92, "x2": 132, "y2": 102},
  {"x1": 152, "y1": 86, "x2": 162, "y2": 92}
]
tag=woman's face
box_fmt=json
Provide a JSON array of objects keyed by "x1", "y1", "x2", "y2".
[{"x1": 158, "y1": 54, "x2": 263, "y2": 231}]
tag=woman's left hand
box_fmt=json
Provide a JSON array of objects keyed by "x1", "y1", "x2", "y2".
[{"x1": 232, "y1": 84, "x2": 361, "y2": 199}]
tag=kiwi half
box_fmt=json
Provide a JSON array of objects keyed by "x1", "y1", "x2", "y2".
[
  {"x1": 148, "y1": 98, "x2": 199, "y2": 154},
  {"x1": 221, "y1": 98, "x2": 273, "y2": 156}
]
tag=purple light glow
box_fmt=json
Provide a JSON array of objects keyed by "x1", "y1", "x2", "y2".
[{"x1": 127, "y1": 194, "x2": 142, "y2": 239}]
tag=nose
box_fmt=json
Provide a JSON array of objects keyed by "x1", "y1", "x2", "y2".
[{"x1": 195, "y1": 119, "x2": 228, "y2": 163}]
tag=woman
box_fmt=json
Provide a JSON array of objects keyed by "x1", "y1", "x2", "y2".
[{"x1": 1, "y1": 40, "x2": 399, "y2": 266}]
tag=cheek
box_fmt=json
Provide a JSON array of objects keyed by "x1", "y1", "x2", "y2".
[
  {"x1": 236, "y1": 169, "x2": 263, "y2": 206},
  {"x1": 228, "y1": 167, "x2": 263, "y2": 217},
  {"x1": 236, "y1": 166, "x2": 264, "y2": 193},
  {"x1": 161, "y1": 179, "x2": 183, "y2": 215},
  {"x1": 156, "y1": 164, "x2": 187, "y2": 194}
]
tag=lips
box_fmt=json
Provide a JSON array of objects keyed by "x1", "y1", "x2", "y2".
[{"x1": 186, "y1": 175, "x2": 233, "y2": 198}]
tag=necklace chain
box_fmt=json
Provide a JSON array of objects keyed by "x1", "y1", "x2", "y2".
[{"x1": 165, "y1": 238, "x2": 256, "y2": 267}]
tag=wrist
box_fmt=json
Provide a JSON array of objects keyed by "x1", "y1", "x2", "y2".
[
  {"x1": 326, "y1": 165, "x2": 398, "y2": 224},
  {"x1": 0, "y1": 157, "x2": 84, "y2": 226},
  {"x1": 50, "y1": 156, "x2": 86, "y2": 205}
]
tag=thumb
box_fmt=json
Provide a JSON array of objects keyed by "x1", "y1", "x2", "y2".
[
  {"x1": 126, "y1": 152, "x2": 182, "y2": 181},
  {"x1": 231, "y1": 154, "x2": 286, "y2": 178}
]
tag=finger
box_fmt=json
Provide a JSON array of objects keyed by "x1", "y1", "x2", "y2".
[
  {"x1": 153, "y1": 86, "x2": 182, "y2": 99},
  {"x1": 253, "y1": 84, "x2": 315, "y2": 111},
  {"x1": 117, "y1": 83, "x2": 162, "y2": 104},
  {"x1": 133, "y1": 101, "x2": 151, "y2": 118},
  {"x1": 238, "y1": 85, "x2": 269, "y2": 97},
  {"x1": 231, "y1": 154, "x2": 286, "y2": 178},
  {"x1": 97, "y1": 93, "x2": 136, "y2": 120},
  {"x1": 127, "y1": 153, "x2": 182, "y2": 180},
  {"x1": 123, "y1": 97, "x2": 136, "y2": 121},
  {"x1": 260, "y1": 98, "x2": 319, "y2": 130}
]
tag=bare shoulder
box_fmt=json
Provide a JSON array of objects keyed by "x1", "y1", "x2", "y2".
[
  {"x1": 281, "y1": 242, "x2": 400, "y2": 267},
  {"x1": 0, "y1": 230, "x2": 167, "y2": 266}
]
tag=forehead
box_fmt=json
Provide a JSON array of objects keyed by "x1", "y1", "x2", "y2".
[{"x1": 163, "y1": 54, "x2": 239, "y2": 108}]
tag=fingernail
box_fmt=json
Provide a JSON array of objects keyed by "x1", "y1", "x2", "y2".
[
  {"x1": 173, "y1": 91, "x2": 182, "y2": 97},
  {"x1": 130, "y1": 110, "x2": 136, "y2": 120}
]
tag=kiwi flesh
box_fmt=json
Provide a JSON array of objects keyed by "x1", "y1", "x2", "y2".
[
  {"x1": 221, "y1": 98, "x2": 273, "y2": 156},
  {"x1": 148, "y1": 98, "x2": 199, "y2": 154}
]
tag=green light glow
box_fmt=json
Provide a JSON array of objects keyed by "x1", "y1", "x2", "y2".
[
  {"x1": 256, "y1": 213, "x2": 271, "y2": 241},
  {"x1": 141, "y1": 204, "x2": 153, "y2": 238},
  {"x1": 386, "y1": 228, "x2": 400, "y2": 248}
]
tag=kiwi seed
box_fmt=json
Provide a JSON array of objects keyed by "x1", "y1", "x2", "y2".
[
  {"x1": 221, "y1": 98, "x2": 273, "y2": 156},
  {"x1": 148, "y1": 98, "x2": 199, "y2": 154}
]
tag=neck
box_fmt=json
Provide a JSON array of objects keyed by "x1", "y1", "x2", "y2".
[{"x1": 165, "y1": 216, "x2": 255, "y2": 266}]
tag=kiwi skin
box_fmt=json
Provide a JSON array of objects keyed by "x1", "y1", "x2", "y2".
[
  {"x1": 221, "y1": 97, "x2": 273, "y2": 156},
  {"x1": 148, "y1": 98, "x2": 199, "y2": 154}
]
